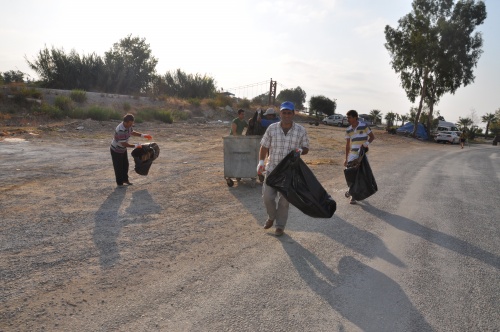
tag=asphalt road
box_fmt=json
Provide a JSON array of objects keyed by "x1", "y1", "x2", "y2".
[
  {"x1": 122, "y1": 144, "x2": 500, "y2": 331},
  {"x1": 2, "y1": 135, "x2": 498, "y2": 331}
]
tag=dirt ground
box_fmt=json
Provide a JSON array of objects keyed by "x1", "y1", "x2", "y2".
[{"x1": 0, "y1": 116, "x2": 433, "y2": 331}]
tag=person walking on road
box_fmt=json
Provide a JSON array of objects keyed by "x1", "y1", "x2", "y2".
[
  {"x1": 344, "y1": 109, "x2": 375, "y2": 204},
  {"x1": 110, "y1": 114, "x2": 152, "y2": 187},
  {"x1": 257, "y1": 101, "x2": 310, "y2": 236},
  {"x1": 460, "y1": 130, "x2": 467, "y2": 149}
]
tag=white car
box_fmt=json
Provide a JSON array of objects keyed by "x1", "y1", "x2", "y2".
[
  {"x1": 322, "y1": 114, "x2": 347, "y2": 126},
  {"x1": 434, "y1": 131, "x2": 460, "y2": 144}
]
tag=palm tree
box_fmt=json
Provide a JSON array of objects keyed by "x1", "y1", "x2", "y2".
[
  {"x1": 457, "y1": 117, "x2": 473, "y2": 131},
  {"x1": 385, "y1": 112, "x2": 397, "y2": 130},
  {"x1": 400, "y1": 115, "x2": 409, "y2": 126},
  {"x1": 370, "y1": 109, "x2": 382, "y2": 125},
  {"x1": 481, "y1": 113, "x2": 497, "y2": 137}
]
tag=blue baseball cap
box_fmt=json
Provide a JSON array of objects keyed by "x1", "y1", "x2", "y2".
[{"x1": 280, "y1": 101, "x2": 295, "y2": 111}]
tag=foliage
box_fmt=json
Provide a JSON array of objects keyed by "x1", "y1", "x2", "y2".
[
  {"x1": 481, "y1": 112, "x2": 497, "y2": 137},
  {"x1": 308, "y1": 95, "x2": 336, "y2": 117},
  {"x1": 103, "y1": 35, "x2": 158, "y2": 94},
  {"x1": 159, "y1": 69, "x2": 217, "y2": 99},
  {"x1": 252, "y1": 92, "x2": 270, "y2": 106},
  {"x1": 237, "y1": 98, "x2": 251, "y2": 109},
  {"x1": 276, "y1": 86, "x2": 307, "y2": 110},
  {"x1": 39, "y1": 103, "x2": 64, "y2": 119},
  {"x1": 26, "y1": 46, "x2": 104, "y2": 90},
  {"x1": 369, "y1": 110, "x2": 382, "y2": 125},
  {"x1": 136, "y1": 108, "x2": 173, "y2": 123},
  {"x1": 123, "y1": 102, "x2": 131, "y2": 111},
  {"x1": 206, "y1": 94, "x2": 233, "y2": 109},
  {"x1": 384, "y1": 0, "x2": 487, "y2": 138},
  {"x1": 187, "y1": 98, "x2": 201, "y2": 107},
  {"x1": 1, "y1": 70, "x2": 25, "y2": 83},
  {"x1": 54, "y1": 96, "x2": 73, "y2": 112},
  {"x1": 400, "y1": 114, "x2": 409, "y2": 125},
  {"x1": 70, "y1": 89, "x2": 87, "y2": 103},
  {"x1": 457, "y1": 117, "x2": 473, "y2": 131},
  {"x1": 87, "y1": 106, "x2": 121, "y2": 121},
  {"x1": 384, "y1": 112, "x2": 397, "y2": 129}
]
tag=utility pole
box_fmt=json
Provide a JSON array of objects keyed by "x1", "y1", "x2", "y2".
[{"x1": 268, "y1": 78, "x2": 277, "y2": 106}]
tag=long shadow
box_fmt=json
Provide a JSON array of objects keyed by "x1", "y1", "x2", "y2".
[
  {"x1": 360, "y1": 202, "x2": 500, "y2": 270},
  {"x1": 281, "y1": 239, "x2": 433, "y2": 331},
  {"x1": 228, "y1": 184, "x2": 405, "y2": 268},
  {"x1": 296, "y1": 215, "x2": 406, "y2": 268},
  {"x1": 93, "y1": 187, "x2": 127, "y2": 268},
  {"x1": 93, "y1": 188, "x2": 159, "y2": 269}
]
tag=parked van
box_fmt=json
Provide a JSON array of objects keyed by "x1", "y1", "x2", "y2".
[
  {"x1": 437, "y1": 120, "x2": 459, "y2": 132},
  {"x1": 322, "y1": 114, "x2": 347, "y2": 126}
]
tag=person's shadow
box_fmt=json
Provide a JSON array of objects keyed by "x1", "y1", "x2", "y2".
[
  {"x1": 281, "y1": 240, "x2": 433, "y2": 331},
  {"x1": 93, "y1": 188, "x2": 160, "y2": 268},
  {"x1": 360, "y1": 202, "x2": 500, "y2": 270}
]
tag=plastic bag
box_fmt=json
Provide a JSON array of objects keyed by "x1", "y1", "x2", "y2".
[
  {"x1": 266, "y1": 150, "x2": 336, "y2": 218},
  {"x1": 344, "y1": 146, "x2": 377, "y2": 201},
  {"x1": 131, "y1": 142, "x2": 160, "y2": 176}
]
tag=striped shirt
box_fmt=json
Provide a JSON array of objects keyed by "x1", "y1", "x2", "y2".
[
  {"x1": 260, "y1": 122, "x2": 310, "y2": 174},
  {"x1": 110, "y1": 122, "x2": 133, "y2": 153},
  {"x1": 345, "y1": 121, "x2": 371, "y2": 162}
]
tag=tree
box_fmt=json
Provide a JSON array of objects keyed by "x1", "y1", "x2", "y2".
[
  {"x1": 400, "y1": 114, "x2": 409, "y2": 126},
  {"x1": 26, "y1": 46, "x2": 104, "y2": 90},
  {"x1": 385, "y1": 112, "x2": 397, "y2": 130},
  {"x1": 481, "y1": 113, "x2": 497, "y2": 137},
  {"x1": 159, "y1": 69, "x2": 217, "y2": 99},
  {"x1": 1, "y1": 70, "x2": 25, "y2": 83},
  {"x1": 457, "y1": 116, "x2": 473, "y2": 131},
  {"x1": 385, "y1": 0, "x2": 487, "y2": 139},
  {"x1": 309, "y1": 96, "x2": 337, "y2": 117},
  {"x1": 370, "y1": 110, "x2": 382, "y2": 125},
  {"x1": 103, "y1": 35, "x2": 158, "y2": 94},
  {"x1": 276, "y1": 86, "x2": 307, "y2": 109}
]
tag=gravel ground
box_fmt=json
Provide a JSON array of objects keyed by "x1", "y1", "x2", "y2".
[{"x1": 0, "y1": 117, "x2": 435, "y2": 331}]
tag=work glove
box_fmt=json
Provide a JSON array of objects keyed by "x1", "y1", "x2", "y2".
[
  {"x1": 295, "y1": 148, "x2": 303, "y2": 154},
  {"x1": 362, "y1": 141, "x2": 370, "y2": 148},
  {"x1": 141, "y1": 134, "x2": 153, "y2": 140},
  {"x1": 134, "y1": 144, "x2": 142, "y2": 149},
  {"x1": 257, "y1": 160, "x2": 265, "y2": 174}
]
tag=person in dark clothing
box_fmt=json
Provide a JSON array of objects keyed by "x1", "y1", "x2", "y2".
[{"x1": 110, "y1": 114, "x2": 152, "y2": 186}]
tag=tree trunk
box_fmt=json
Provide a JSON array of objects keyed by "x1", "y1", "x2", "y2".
[
  {"x1": 412, "y1": 68, "x2": 428, "y2": 137},
  {"x1": 426, "y1": 100, "x2": 434, "y2": 140}
]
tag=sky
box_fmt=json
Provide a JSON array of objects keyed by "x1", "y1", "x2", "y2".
[{"x1": 1, "y1": 0, "x2": 499, "y2": 126}]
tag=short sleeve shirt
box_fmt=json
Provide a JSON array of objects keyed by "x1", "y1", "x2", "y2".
[
  {"x1": 230, "y1": 118, "x2": 248, "y2": 135},
  {"x1": 260, "y1": 122, "x2": 310, "y2": 173},
  {"x1": 110, "y1": 122, "x2": 133, "y2": 153},
  {"x1": 345, "y1": 121, "x2": 371, "y2": 161}
]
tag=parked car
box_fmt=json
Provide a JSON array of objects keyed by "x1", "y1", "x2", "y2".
[
  {"x1": 322, "y1": 114, "x2": 348, "y2": 126},
  {"x1": 434, "y1": 131, "x2": 460, "y2": 144}
]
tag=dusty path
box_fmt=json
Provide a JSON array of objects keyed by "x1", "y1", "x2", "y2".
[{"x1": 1, "y1": 120, "x2": 437, "y2": 331}]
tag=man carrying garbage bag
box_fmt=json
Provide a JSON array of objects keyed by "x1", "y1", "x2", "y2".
[
  {"x1": 257, "y1": 101, "x2": 310, "y2": 236},
  {"x1": 344, "y1": 109, "x2": 376, "y2": 204}
]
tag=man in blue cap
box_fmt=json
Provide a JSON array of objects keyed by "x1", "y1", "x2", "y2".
[{"x1": 257, "y1": 101, "x2": 310, "y2": 236}]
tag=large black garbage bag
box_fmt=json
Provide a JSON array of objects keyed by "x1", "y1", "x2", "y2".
[
  {"x1": 246, "y1": 110, "x2": 265, "y2": 136},
  {"x1": 131, "y1": 142, "x2": 160, "y2": 176},
  {"x1": 266, "y1": 150, "x2": 336, "y2": 218},
  {"x1": 344, "y1": 147, "x2": 377, "y2": 201}
]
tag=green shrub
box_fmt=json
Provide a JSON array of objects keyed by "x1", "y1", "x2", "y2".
[
  {"x1": 54, "y1": 96, "x2": 73, "y2": 112},
  {"x1": 70, "y1": 89, "x2": 87, "y2": 103},
  {"x1": 156, "y1": 110, "x2": 173, "y2": 123},
  {"x1": 171, "y1": 109, "x2": 190, "y2": 121},
  {"x1": 123, "y1": 102, "x2": 131, "y2": 111},
  {"x1": 187, "y1": 98, "x2": 201, "y2": 107},
  {"x1": 86, "y1": 106, "x2": 121, "y2": 121},
  {"x1": 40, "y1": 103, "x2": 63, "y2": 119}
]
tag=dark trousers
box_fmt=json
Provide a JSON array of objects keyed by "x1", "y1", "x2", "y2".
[{"x1": 110, "y1": 148, "x2": 129, "y2": 185}]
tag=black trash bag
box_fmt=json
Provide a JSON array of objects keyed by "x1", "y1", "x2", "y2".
[
  {"x1": 344, "y1": 146, "x2": 377, "y2": 201},
  {"x1": 246, "y1": 110, "x2": 265, "y2": 136},
  {"x1": 131, "y1": 142, "x2": 160, "y2": 176},
  {"x1": 266, "y1": 150, "x2": 336, "y2": 218}
]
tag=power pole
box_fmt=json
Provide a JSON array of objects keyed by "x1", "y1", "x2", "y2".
[{"x1": 268, "y1": 78, "x2": 277, "y2": 106}]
